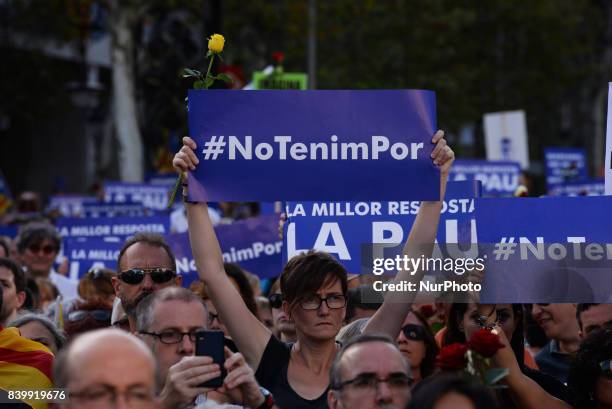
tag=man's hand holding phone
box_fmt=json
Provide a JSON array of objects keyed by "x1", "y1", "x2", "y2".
[{"x1": 158, "y1": 355, "x2": 221, "y2": 409}]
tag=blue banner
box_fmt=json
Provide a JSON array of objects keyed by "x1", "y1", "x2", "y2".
[
  {"x1": 0, "y1": 225, "x2": 17, "y2": 238},
  {"x1": 449, "y1": 159, "x2": 520, "y2": 197},
  {"x1": 64, "y1": 236, "x2": 122, "y2": 279},
  {"x1": 103, "y1": 182, "x2": 171, "y2": 211},
  {"x1": 187, "y1": 90, "x2": 440, "y2": 201},
  {"x1": 476, "y1": 196, "x2": 612, "y2": 302},
  {"x1": 47, "y1": 195, "x2": 99, "y2": 217},
  {"x1": 167, "y1": 213, "x2": 283, "y2": 286},
  {"x1": 283, "y1": 181, "x2": 480, "y2": 274},
  {"x1": 547, "y1": 178, "x2": 603, "y2": 197},
  {"x1": 544, "y1": 147, "x2": 587, "y2": 191},
  {"x1": 82, "y1": 202, "x2": 153, "y2": 218},
  {"x1": 146, "y1": 173, "x2": 178, "y2": 188},
  {"x1": 56, "y1": 215, "x2": 170, "y2": 238}
]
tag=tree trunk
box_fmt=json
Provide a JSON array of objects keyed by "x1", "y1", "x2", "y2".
[{"x1": 109, "y1": 1, "x2": 143, "y2": 182}]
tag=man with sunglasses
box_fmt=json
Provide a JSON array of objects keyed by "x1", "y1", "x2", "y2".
[
  {"x1": 135, "y1": 287, "x2": 276, "y2": 409},
  {"x1": 15, "y1": 222, "x2": 78, "y2": 300},
  {"x1": 328, "y1": 333, "x2": 413, "y2": 409},
  {"x1": 112, "y1": 233, "x2": 182, "y2": 331}
]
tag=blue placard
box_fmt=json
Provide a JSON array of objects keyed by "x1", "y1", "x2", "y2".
[
  {"x1": 548, "y1": 178, "x2": 603, "y2": 197},
  {"x1": 56, "y1": 215, "x2": 170, "y2": 238},
  {"x1": 544, "y1": 147, "x2": 587, "y2": 191},
  {"x1": 64, "y1": 236, "x2": 122, "y2": 279},
  {"x1": 449, "y1": 159, "x2": 520, "y2": 197},
  {"x1": 104, "y1": 182, "x2": 171, "y2": 211},
  {"x1": 187, "y1": 90, "x2": 440, "y2": 201},
  {"x1": 82, "y1": 201, "x2": 153, "y2": 218},
  {"x1": 0, "y1": 225, "x2": 18, "y2": 238},
  {"x1": 146, "y1": 172, "x2": 178, "y2": 188},
  {"x1": 476, "y1": 196, "x2": 612, "y2": 302},
  {"x1": 283, "y1": 181, "x2": 480, "y2": 273},
  {"x1": 167, "y1": 213, "x2": 283, "y2": 286},
  {"x1": 47, "y1": 195, "x2": 99, "y2": 217}
]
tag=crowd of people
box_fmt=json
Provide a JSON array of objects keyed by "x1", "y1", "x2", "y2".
[{"x1": 0, "y1": 132, "x2": 610, "y2": 409}]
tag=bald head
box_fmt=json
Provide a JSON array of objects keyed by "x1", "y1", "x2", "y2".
[{"x1": 54, "y1": 329, "x2": 158, "y2": 408}]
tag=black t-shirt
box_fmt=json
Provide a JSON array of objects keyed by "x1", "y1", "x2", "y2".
[{"x1": 255, "y1": 336, "x2": 329, "y2": 409}]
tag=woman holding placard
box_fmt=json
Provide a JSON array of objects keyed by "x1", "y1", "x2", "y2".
[{"x1": 173, "y1": 131, "x2": 454, "y2": 409}]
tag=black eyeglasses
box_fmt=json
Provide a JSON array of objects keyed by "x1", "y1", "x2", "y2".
[
  {"x1": 268, "y1": 293, "x2": 283, "y2": 309},
  {"x1": 401, "y1": 324, "x2": 427, "y2": 341},
  {"x1": 334, "y1": 372, "x2": 413, "y2": 391},
  {"x1": 140, "y1": 329, "x2": 205, "y2": 344},
  {"x1": 68, "y1": 309, "x2": 111, "y2": 322},
  {"x1": 299, "y1": 294, "x2": 346, "y2": 310},
  {"x1": 118, "y1": 268, "x2": 176, "y2": 285}
]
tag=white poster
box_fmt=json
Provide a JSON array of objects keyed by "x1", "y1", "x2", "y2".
[
  {"x1": 605, "y1": 83, "x2": 612, "y2": 195},
  {"x1": 484, "y1": 110, "x2": 530, "y2": 169}
]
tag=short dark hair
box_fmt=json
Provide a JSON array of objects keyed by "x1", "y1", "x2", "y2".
[
  {"x1": 281, "y1": 251, "x2": 347, "y2": 309},
  {"x1": 15, "y1": 222, "x2": 61, "y2": 254},
  {"x1": 135, "y1": 287, "x2": 208, "y2": 332},
  {"x1": 0, "y1": 257, "x2": 26, "y2": 293},
  {"x1": 576, "y1": 303, "x2": 600, "y2": 330},
  {"x1": 117, "y1": 233, "x2": 176, "y2": 271},
  {"x1": 330, "y1": 333, "x2": 406, "y2": 389},
  {"x1": 568, "y1": 325, "x2": 612, "y2": 409},
  {"x1": 407, "y1": 374, "x2": 498, "y2": 409}
]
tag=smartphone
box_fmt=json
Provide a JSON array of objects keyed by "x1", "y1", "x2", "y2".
[{"x1": 195, "y1": 330, "x2": 226, "y2": 388}]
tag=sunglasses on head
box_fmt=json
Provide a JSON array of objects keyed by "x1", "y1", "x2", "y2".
[
  {"x1": 27, "y1": 244, "x2": 57, "y2": 255},
  {"x1": 68, "y1": 309, "x2": 111, "y2": 323},
  {"x1": 118, "y1": 268, "x2": 176, "y2": 285},
  {"x1": 401, "y1": 324, "x2": 428, "y2": 341},
  {"x1": 268, "y1": 293, "x2": 283, "y2": 309}
]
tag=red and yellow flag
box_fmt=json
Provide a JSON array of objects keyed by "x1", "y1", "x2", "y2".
[{"x1": 0, "y1": 326, "x2": 54, "y2": 409}]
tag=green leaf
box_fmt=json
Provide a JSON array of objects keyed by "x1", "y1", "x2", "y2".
[
  {"x1": 182, "y1": 68, "x2": 200, "y2": 78},
  {"x1": 193, "y1": 80, "x2": 205, "y2": 89},
  {"x1": 483, "y1": 368, "x2": 509, "y2": 386},
  {"x1": 216, "y1": 73, "x2": 232, "y2": 84},
  {"x1": 206, "y1": 50, "x2": 213, "y2": 58},
  {"x1": 204, "y1": 77, "x2": 214, "y2": 88}
]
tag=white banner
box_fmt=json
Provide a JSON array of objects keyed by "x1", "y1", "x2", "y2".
[{"x1": 484, "y1": 110, "x2": 530, "y2": 169}]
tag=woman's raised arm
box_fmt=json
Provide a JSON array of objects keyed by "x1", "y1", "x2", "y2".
[
  {"x1": 364, "y1": 130, "x2": 454, "y2": 338},
  {"x1": 174, "y1": 137, "x2": 271, "y2": 369}
]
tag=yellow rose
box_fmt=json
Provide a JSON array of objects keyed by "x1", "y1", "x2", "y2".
[{"x1": 208, "y1": 34, "x2": 225, "y2": 54}]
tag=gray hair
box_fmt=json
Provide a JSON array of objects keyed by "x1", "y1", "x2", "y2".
[
  {"x1": 329, "y1": 333, "x2": 409, "y2": 390},
  {"x1": 8, "y1": 313, "x2": 67, "y2": 350},
  {"x1": 134, "y1": 287, "x2": 208, "y2": 332}
]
